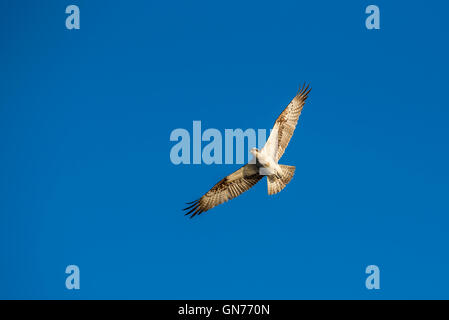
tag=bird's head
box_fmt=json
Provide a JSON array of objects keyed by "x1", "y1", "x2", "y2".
[{"x1": 250, "y1": 147, "x2": 259, "y2": 156}]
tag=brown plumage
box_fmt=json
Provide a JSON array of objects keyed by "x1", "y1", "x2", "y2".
[
  {"x1": 270, "y1": 83, "x2": 311, "y2": 162},
  {"x1": 183, "y1": 164, "x2": 263, "y2": 218}
]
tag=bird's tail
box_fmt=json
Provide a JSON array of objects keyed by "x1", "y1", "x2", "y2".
[{"x1": 267, "y1": 165, "x2": 295, "y2": 195}]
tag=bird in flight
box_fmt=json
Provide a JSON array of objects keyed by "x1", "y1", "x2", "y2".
[{"x1": 184, "y1": 84, "x2": 311, "y2": 218}]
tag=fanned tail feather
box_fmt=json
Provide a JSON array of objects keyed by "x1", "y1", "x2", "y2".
[{"x1": 267, "y1": 165, "x2": 295, "y2": 195}]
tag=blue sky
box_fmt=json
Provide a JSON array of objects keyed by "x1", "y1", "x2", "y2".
[{"x1": 1, "y1": 0, "x2": 448, "y2": 299}]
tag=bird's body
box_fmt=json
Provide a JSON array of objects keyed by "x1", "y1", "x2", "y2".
[
  {"x1": 184, "y1": 84, "x2": 311, "y2": 217},
  {"x1": 250, "y1": 147, "x2": 282, "y2": 177}
]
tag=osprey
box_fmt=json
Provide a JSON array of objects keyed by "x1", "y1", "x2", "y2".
[{"x1": 184, "y1": 84, "x2": 311, "y2": 217}]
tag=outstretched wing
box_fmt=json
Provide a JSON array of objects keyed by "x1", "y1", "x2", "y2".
[
  {"x1": 261, "y1": 84, "x2": 311, "y2": 161},
  {"x1": 183, "y1": 164, "x2": 263, "y2": 218}
]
